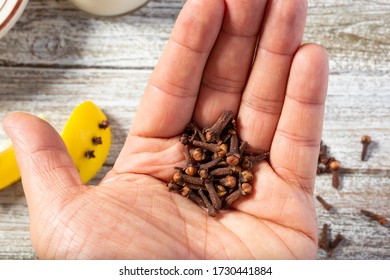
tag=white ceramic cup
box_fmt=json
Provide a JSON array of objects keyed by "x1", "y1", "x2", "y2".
[
  {"x1": 0, "y1": 0, "x2": 29, "y2": 39},
  {"x1": 69, "y1": 0, "x2": 151, "y2": 16}
]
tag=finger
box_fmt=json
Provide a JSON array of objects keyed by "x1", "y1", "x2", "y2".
[
  {"x1": 238, "y1": 0, "x2": 308, "y2": 152},
  {"x1": 193, "y1": 0, "x2": 268, "y2": 127},
  {"x1": 130, "y1": 0, "x2": 225, "y2": 138},
  {"x1": 3, "y1": 113, "x2": 84, "y2": 210},
  {"x1": 271, "y1": 43, "x2": 329, "y2": 192}
]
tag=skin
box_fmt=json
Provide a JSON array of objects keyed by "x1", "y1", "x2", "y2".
[{"x1": 3, "y1": 0, "x2": 328, "y2": 259}]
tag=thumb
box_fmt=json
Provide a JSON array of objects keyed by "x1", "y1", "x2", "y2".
[{"x1": 3, "y1": 112, "x2": 84, "y2": 209}]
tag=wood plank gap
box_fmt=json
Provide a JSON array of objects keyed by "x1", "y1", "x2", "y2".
[
  {"x1": 331, "y1": 168, "x2": 390, "y2": 176},
  {"x1": 0, "y1": 63, "x2": 155, "y2": 71}
]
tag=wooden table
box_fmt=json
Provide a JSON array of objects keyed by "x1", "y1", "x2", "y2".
[{"x1": 0, "y1": 0, "x2": 389, "y2": 260}]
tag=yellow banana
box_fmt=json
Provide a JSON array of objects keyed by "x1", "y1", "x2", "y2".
[
  {"x1": 61, "y1": 101, "x2": 111, "y2": 183},
  {"x1": 0, "y1": 101, "x2": 111, "y2": 190}
]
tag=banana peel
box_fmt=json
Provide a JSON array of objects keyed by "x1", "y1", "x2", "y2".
[{"x1": 0, "y1": 101, "x2": 111, "y2": 190}]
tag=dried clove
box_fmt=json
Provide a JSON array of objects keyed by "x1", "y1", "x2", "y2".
[
  {"x1": 185, "y1": 165, "x2": 198, "y2": 176},
  {"x1": 226, "y1": 134, "x2": 240, "y2": 166},
  {"x1": 177, "y1": 181, "x2": 205, "y2": 190},
  {"x1": 240, "y1": 183, "x2": 252, "y2": 195},
  {"x1": 240, "y1": 170, "x2": 253, "y2": 183},
  {"x1": 241, "y1": 153, "x2": 270, "y2": 170},
  {"x1": 360, "y1": 209, "x2": 388, "y2": 226},
  {"x1": 198, "y1": 169, "x2": 209, "y2": 179},
  {"x1": 330, "y1": 233, "x2": 344, "y2": 249},
  {"x1": 198, "y1": 157, "x2": 223, "y2": 170},
  {"x1": 173, "y1": 171, "x2": 204, "y2": 186},
  {"x1": 209, "y1": 167, "x2": 232, "y2": 177},
  {"x1": 329, "y1": 160, "x2": 341, "y2": 189},
  {"x1": 92, "y1": 137, "x2": 103, "y2": 145},
  {"x1": 99, "y1": 120, "x2": 110, "y2": 129},
  {"x1": 328, "y1": 233, "x2": 344, "y2": 258},
  {"x1": 319, "y1": 142, "x2": 327, "y2": 159},
  {"x1": 239, "y1": 141, "x2": 249, "y2": 156},
  {"x1": 192, "y1": 140, "x2": 228, "y2": 157},
  {"x1": 204, "y1": 111, "x2": 234, "y2": 142},
  {"x1": 204, "y1": 179, "x2": 222, "y2": 211},
  {"x1": 316, "y1": 195, "x2": 334, "y2": 211},
  {"x1": 180, "y1": 134, "x2": 190, "y2": 145},
  {"x1": 187, "y1": 191, "x2": 206, "y2": 208},
  {"x1": 216, "y1": 185, "x2": 227, "y2": 197},
  {"x1": 219, "y1": 175, "x2": 237, "y2": 189},
  {"x1": 223, "y1": 188, "x2": 242, "y2": 209},
  {"x1": 198, "y1": 190, "x2": 217, "y2": 217},
  {"x1": 360, "y1": 135, "x2": 372, "y2": 161},
  {"x1": 180, "y1": 186, "x2": 191, "y2": 197},
  {"x1": 167, "y1": 181, "x2": 182, "y2": 191},
  {"x1": 318, "y1": 223, "x2": 330, "y2": 250},
  {"x1": 316, "y1": 140, "x2": 343, "y2": 190},
  {"x1": 191, "y1": 148, "x2": 206, "y2": 162},
  {"x1": 166, "y1": 111, "x2": 269, "y2": 217},
  {"x1": 188, "y1": 122, "x2": 207, "y2": 143},
  {"x1": 84, "y1": 150, "x2": 96, "y2": 159},
  {"x1": 318, "y1": 223, "x2": 344, "y2": 258}
]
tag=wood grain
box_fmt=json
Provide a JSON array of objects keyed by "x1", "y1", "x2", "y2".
[
  {"x1": 0, "y1": 0, "x2": 388, "y2": 73},
  {"x1": 0, "y1": 0, "x2": 389, "y2": 260}
]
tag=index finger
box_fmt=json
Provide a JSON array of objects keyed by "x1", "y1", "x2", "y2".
[{"x1": 130, "y1": 0, "x2": 225, "y2": 138}]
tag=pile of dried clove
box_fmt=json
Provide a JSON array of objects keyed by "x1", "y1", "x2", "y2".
[{"x1": 167, "y1": 111, "x2": 269, "y2": 217}]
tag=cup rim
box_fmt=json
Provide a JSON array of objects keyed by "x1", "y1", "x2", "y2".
[
  {"x1": 69, "y1": 0, "x2": 151, "y2": 17},
  {"x1": 0, "y1": 0, "x2": 29, "y2": 39}
]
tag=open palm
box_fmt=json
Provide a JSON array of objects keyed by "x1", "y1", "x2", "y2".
[{"x1": 4, "y1": 0, "x2": 328, "y2": 259}]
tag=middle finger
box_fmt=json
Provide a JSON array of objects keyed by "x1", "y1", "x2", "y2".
[{"x1": 193, "y1": 0, "x2": 268, "y2": 127}]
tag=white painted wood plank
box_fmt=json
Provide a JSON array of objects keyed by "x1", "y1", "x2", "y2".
[
  {"x1": 0, "y1": 183, "x2": 36, "y2": 260},
  {"x1": 0, "y1": 0, "x2": 388, "y2": 73},
  {"x1": 315, "y1": 174, "x2": 390, "y2": 259}
]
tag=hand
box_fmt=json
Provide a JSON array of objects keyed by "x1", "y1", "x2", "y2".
[{"x1": 4, "y1": 0, "x2": 328, "y2": 259}]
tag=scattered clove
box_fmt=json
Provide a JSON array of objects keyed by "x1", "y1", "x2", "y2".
[
  {"x1": 327, "y1": 233, "x2": 344, "y2": 258},
  {"x1": 316, "y1": 195, "x2": 334, "y2": 211},
  {"x1": 360, "y1": 209, "x2": 388, "y2": 226},
  {"x1": 360, "y1": 135, "x2": 372, "y2": 161},
  {"x1": 318, "y1": 223, "x2": 345, "y2": 258},
  {"x1": 166, "y1": 111, "x2": 269, "y2": 217},
  {"x1": 318, "y1": 223, "x2": 330, "y2": 250},
  {"x1": 317, "y1": 141, "x2": 343, "y2": 190},
  {"x1": 329, "y1": 161, "x2": 341, "y2": 189},
  {"x1": 330, "y1": 233, "x2": 344, "y2": 250}
]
